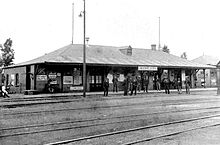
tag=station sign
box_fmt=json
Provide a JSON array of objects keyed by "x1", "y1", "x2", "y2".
[
  {"x1": 138, "y1": 66, "x2": 158, "y2": 71},
  {"x1": 70, "y1": 86, "x2": 83, "y2": 91}
]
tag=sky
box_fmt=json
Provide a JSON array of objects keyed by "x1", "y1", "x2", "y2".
[{"x1": 0, "y1": 0, "x2": 220, "y2": 64}]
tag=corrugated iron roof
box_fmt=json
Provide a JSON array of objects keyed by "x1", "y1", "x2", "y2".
[
  {"x1": 191, "y1": 55, "x2": 219, "y2": 66},
  {"x1": 6, "y1": 44, "x2": 215, "y2": 69}
]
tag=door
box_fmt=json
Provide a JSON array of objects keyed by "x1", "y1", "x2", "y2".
[
  {"x1": 26, "y1": 66, "x2": 31, "y2": 90},
  {"x1": 90, "y1": 75, "x2": 103, "y2": 92}
]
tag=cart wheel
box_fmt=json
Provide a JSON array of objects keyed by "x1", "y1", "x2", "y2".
[{"x1": 48, "y1": 87, "x2": 55, "y2": 93}]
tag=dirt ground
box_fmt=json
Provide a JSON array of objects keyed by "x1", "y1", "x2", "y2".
[{"x1": 146, "y1": 125, "x2": 220, "y2": 145}]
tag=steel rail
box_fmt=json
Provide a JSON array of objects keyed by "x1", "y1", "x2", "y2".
[
  {"x1": 123, "y1": 122, "x2": 220, "y2": 145},
  {"x1": 2, "y1": 98, "x2": 220, "y2": 116},
  {"x1": 1, "y1": 106, "x2": 220, "y2": 138},
  {"x1": 45, "y1": 113, "x2": 220, "y2": 145}
]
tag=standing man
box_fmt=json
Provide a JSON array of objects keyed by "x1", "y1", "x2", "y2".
[
  {"x1": 156, "y1": 75, "x2": 161, "y2": 91},
  {"x1": 143, "y1": 75, "x2": 149, "y2": 93},
  {"x1": 176, "y1": 78, "x2": 182, "y2": 94},
  {"x1": 130, "y1": 76, "x2": 138, "y2": 95},
  {"x1": 123, "y1": 76, "x2": 129, "y2": 96},
  {"x1": 163, "y1": 77, "x2": 170, "y2": 94},
  {"x1": 128, "y1": 76, "x2": 133, "y2": 95},
  {"x1": 185, "y1": 76, "x2": 191, "y2": 94},
  {"x1": 103, "y1": 77, "x2": 109, "y2": 96},
  {"x1": 137, "y1": 75, "x2": 141, "y2": 92},
  {"x1": 112, "y1": 75, "x2": 118, "y2": 92}
]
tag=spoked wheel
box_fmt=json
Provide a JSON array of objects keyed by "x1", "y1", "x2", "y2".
[{"x1": 48, "y1": 87, "x2": 55, "y2": 93}]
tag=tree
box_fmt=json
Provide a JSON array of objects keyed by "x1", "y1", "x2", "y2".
[
  {"x1": 181, "y1": 52, "x2": 187, "y2": 59},
  {"x1": 162, "y1": 45, "x2": 170, "y2": 53},
  {"x1": 0, "y1": 38, "x2": 15, "y2": 66}
]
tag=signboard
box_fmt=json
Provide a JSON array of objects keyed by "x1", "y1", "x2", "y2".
[
  {"x1": 57, "y1": 73, "x2": 61, "y2": 77},
  {"x1": 107, "y1": 73, "x2": 113, "y2": 83},
  {"x1": 138, "y1": 66, "x2": 157, "y2": 71},
  {"x1": 74, "y1": 76, "x2": 82, "y2": 85},
  {"x1": 49, "y1": 74, "x2": 57, "y2": 79},
  {"x1": 118, "y1": 74, "x2": 125, "y2": 82},
  {"x1": 63, "y1": 76, "x2": 73, "y2": 84},
  {"x1": 70, "y1": 86, "x2": 83, "y2": 90},
  {"x1": 37, "y1": 75, "x2": 47, "y2": 81},
  {"x1": 50, "y1": 80, "x2": 57, "y2": 84}
]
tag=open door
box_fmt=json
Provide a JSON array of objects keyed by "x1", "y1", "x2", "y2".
[{"x1": 26, "y1": 66, "x2": 31, "y2": 90}]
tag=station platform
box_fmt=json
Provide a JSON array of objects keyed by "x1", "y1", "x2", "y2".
[{"x1": 1, "y1": 87, "x2": 218, "y2": 100}]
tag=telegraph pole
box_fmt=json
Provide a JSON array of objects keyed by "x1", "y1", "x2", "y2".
[
  {"x1": 72, "y1": 3, "x2": 74, "y2": 44},
  {"x1": 158, "y1": 17, "x2": 161, "y2": 50}
]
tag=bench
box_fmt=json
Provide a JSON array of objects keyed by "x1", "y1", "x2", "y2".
[{"x1": 24, "y1": 90, "x2": 39, "y2": 95}]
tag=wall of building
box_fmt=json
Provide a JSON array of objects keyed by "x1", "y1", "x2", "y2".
[
  {"x1": 4, "y1": 66, "x2": 26, "y2": 93},
  {"x1": 195, "y1": 69, "x2": 217, "y2": 87},
  {"x1": 34, "y1": 64, "x2": 81, "y2": 93},
  {"x1": 3, "y1": 63, "x2": 205, "y2": 94}
]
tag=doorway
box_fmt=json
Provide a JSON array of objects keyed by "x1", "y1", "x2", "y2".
[{"x1": 26, "y1": 66, "x2": 31, "y2": 90}]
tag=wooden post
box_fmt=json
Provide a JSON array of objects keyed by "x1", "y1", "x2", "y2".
[
  {"x1": 217, "y1": 62, "x2": 220, "y2": 95},
  {"x1": 203, "y1": 69, "x2": 206, "y2": 88}
]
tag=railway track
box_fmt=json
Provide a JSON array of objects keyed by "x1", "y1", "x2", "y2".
[
  {"x1": 1, "y1": 91, "x2": 217, "y2": 108},
  {"x1": 46, "y1": 114, "x2": 220, "y2": 145},
  {"x1": 1, "y1": 91, "x2": 219, "y2": 145},
  {"x1": 2, "y1": 98, "x2": 220, "y2": 117},
  {"x1": 1, "y1": 106, "x2": 220, "y2": 139}
]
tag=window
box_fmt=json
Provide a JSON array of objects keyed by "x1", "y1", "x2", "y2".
[
  {"x1": 15, "y1": 73, "x2": 19, "y2": 86},
  {"x1": 10, "y1": 74, "x2": 15, "y2": 86},
  {"x1": 96, "y1": 76, "x2": 102, "y2": 83},
  {"x1": 90, "y1": 76, "x2": 95, "y2": 84}
]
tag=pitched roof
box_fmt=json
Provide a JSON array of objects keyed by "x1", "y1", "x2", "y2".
[
  {"x1": 6, "y1": 44, "x2": 215, "y2": 69},
  {"x1": 191, "y1": 55, "x2": 219, "y2": 66}
]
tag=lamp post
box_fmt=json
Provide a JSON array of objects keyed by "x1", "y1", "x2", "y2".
[
  {"x1": 82, "y1": 0, "x2": 86, "y2": 97},
  {"x1": 79, "y1": 0, "x2": 86, "y2": 97}
]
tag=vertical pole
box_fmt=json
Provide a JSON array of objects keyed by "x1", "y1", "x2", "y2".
[
  {"x1": 72, "y1": 3, "x2": 74, "y2": 44},
  {"x1": 203, "y1": 69, "x2": 206, "y2": 88},
  {"x1": 217, "y1": 67, "x2": 220, "y2": 95},
  {"x1": 83, "y1": 0, "x2": 86, "y2": 97},
  {"x1": 158, "y1": 17, "x2": 161, "y2": 50}
]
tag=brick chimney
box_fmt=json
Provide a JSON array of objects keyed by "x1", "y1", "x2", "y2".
[{"x1": 151, "y1": 44, "x2": 156, "y2": 51}]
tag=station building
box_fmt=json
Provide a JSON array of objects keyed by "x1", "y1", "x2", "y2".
[
  {"x1": 3, "y1": 44, "x2": 215, "y2": 94},
  {"x1": 191, "y1": 55, "x2": 219, "y2": 88}
]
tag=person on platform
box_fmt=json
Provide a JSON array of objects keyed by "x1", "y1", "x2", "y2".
[
  {"x1": 130, "y1": 76, "x2": 138, "y2": 95},
  {"x1": 156, "y1": 75, "x2": 161, "y2": 91},
  {"x1": 1, "y1": 85, "x2": 10, "y2": 98},
  {"x1": 123, "y1": 76, "x2": 129, "y2": 96},
  {"x1": 143, "y1": 75, "x2": 149, "y2": 93},
  {"x1": 112, "y1": 75, "x2": 118, "y2": 92},
  {"x1": 163, "y1": 77, "x2": 170, "y2": 94},
  {"x1": 103, "y1": 77, "x2": 109, "y2": 96},
  {"x1": 185, "y1": 77, "x2": 191, "y2": 94},
  {"x1": 128, "y1": 76, "x2": 133, "y2": 95},
  {"x1": 137, "y1": 75, "x2": 142, "y2": 92},
  {"x1": 176, "y1": 78, "x2": 182, "y2": 94}
]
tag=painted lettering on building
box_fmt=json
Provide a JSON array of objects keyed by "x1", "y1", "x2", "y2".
[{"x1": 138, "y1": 66, "x2": 157, "y2": 71}]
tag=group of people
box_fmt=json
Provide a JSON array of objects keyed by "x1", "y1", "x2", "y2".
[
  {"x1": 161, "y1": 76, "x2": 191, "y2": 94},
  {"x1": 122, "y1": 75, "x2": 150, "y2": 96},
  {"x1": 103, "y1": 74, "x2": 192, "y2": 96},
  {"x1": 103, "y1": 74, "x2": 149, "y2": 96},
  {"x1": 103, "y1": 75, "x2": 119, "y2": 96}
]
